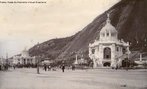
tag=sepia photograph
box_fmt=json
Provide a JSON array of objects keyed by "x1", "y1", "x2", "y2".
[{"x1": 0, "y1": 0, "x2": 147, "y2": 89}]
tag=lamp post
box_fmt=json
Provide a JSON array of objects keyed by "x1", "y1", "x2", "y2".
[
  {"x1": 37, "y1": 56, "x2": 40, "y2": 74},
  {"x1": 37, "y1": 43, "x2": 40, "y2": 74},
  {"x1": 126, "y1": 48, "x2": 131, "y2": 71},
  {"x1": 5, "y1": 52, "x2": 9, "y2": 70}
]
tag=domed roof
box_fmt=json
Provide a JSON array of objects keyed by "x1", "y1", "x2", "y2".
[
  {"x1": 100, "y1": 14, "x2": 117, "y2": 34},
  {"x1": 21, "y1": 47, "x2": 29, "y2": 58}
]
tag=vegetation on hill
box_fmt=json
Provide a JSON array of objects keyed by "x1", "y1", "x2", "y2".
[{"x1": 29, "y1": 0, "x2": 147, "y2": 62}]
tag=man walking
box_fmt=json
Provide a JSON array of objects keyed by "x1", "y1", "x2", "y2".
[
  {"x1": 62, "y1": 64, "x2": 65, "y2": 72},
  {"x1": 44, "y1": 64, "x2": 47, "y2": 71}
]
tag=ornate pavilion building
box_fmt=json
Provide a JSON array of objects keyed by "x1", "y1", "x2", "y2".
[
  {"x1": 13, "y1": 48, "x2": 36, "y2": 65},
  {"x1": 89, "y1": 14, "x2": 130, "y2": 68}
]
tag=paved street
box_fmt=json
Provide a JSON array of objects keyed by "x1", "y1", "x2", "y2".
[{"x1": 0, "y1": 68, "x2": 147, "y2": 89}]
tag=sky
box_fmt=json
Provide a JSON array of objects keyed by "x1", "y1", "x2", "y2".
[{"x1": 0, "y1": 0, "x2": 120, "y2": 58}]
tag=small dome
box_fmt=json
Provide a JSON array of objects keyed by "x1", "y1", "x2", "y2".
[
  {"x1": 21, "y1": 47, "x2": 29, "y2": 58},
  {"x1": 100, "y1": 23, "x2": 117, "y2": 34},
  {"x1": 100, "y1": 13, "x2": 117, "y2": 35}
]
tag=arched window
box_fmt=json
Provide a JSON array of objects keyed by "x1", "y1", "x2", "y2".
[
  {"x1": 123, "y1": 48, "x2": 126, "y2": 54},
  {"x1": 104, "y1": 47, "x2": 111, "y2": 59},
  {"x1": 103, "y1": 62, "x2": 111, "y2": 67}
]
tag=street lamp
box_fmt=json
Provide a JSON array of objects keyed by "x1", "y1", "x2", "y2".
[
  {"x1": 37, "y1": 43, "x2": 40, "y2": 74},
  {"x1": 126, "y1": 48, "x2": 131, "y2": 71},
  {"x1": 37, "y1": 56, "x2": 40, "y2": 74}
]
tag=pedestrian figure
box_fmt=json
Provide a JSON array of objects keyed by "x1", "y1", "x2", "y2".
[
  {"x1": 13, "y1": 65, "x2": 16, "y2": 70},
  {"x1": 44, "y1": 64, "x2": 47, "y2": 71},
  {"x1": 48, "y1": 65, "x2": 51, "y2": 71},
  {"x1": 4, "y1": 64, "x2": 8, "y2": 71},
  {"x1": 115, "y1": 64, "x2": 118, "y2": 70},
  {"x1": 72, "y1": 65, "x2": 75, "y2": 71},
  {"x1": 0, "y1": 65, "x2": 1, "y2": 70},
  {"x1": 62, "y1": 64, "x2": 65, "y2": 72}
]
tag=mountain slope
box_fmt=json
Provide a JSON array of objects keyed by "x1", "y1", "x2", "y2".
[
  {"x1": 29, "y1": 0, "x2": 147, "y2": 60},
  {"x1": 29, "y1": 35, "x2": 76, "y2": 59}
]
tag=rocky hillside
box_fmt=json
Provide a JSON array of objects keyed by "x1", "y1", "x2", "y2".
[{"x1": 29, "y1": 0, "x2": 147, "y2": 60}]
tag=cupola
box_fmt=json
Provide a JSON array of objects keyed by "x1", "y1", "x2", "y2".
[{"x1": 99, "y1": 13, "x2": 118, "y2": 41}]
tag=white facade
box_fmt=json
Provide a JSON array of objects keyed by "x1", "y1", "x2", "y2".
[
  {"x1": 0, "y1": 57, "x2": 7, "y2": 65},
  {"x1": 89, "y1": 14, "x2": 130, "y2": 68},
  {"x1": 13, "y1": 49, "x2": 36, "y2": 65}
]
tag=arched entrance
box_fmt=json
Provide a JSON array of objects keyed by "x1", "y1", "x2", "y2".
[
  {"x1": 103, "y1": 62, "x2": 111, "y2": 67},
  {"x1": 104, "y1": 47, "x2": 111, "y2": 59}
]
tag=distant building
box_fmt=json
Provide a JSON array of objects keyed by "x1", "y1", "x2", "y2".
[
  {"x1": 0, "y1": 57, "x2": 6, "y2": 65},
  {"x1": 12, "y1": 48, "x2": 36, "y2": 65},
  {"x1": 0, "y1": 57, "x2": 8, "y2": 70},
  {"x1": 89, "y1": 14, "x2": 130, "y2": 68}
]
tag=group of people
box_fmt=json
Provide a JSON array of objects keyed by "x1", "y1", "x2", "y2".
[
  {"x1": 43, "y1": 64, "x2": 51, "y2": 71},
  {"x1": 60, "y1": 64, "x2": 76, "y2": 72},
  {"x1": 42, "y1": 64, "x2": 76, "y2": 73}
]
